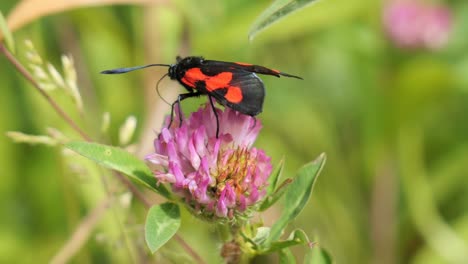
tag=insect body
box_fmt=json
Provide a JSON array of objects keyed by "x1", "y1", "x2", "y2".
[{"x1": 102, "y1": 56, "x2": 302, "y2": 137}]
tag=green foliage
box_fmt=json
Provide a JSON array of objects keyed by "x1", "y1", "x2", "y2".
[
  {"x1": 65, "y1": 141, "x2": 170, "y2": 199},
  {"x1": 145, "y1": 203, "x2": 181, "y2": 253},
  {"x1": 266, "y1": 153, "x2": 326, "y2": 245},
  {"x1": 259, "y1": 158, "x2": 287, "y2": 211},
  {"x1": 249, "y1": 0, "x2": 319, "y2": 40},
  {"x1": 266, "y1": 229, "x2": 311, "y2": 253},
  {"x1": 279, "y1": 248, "x2": 296, "y2": 264},
  {"x1": 240, "y1": 154, "x2": 326, "y2": 259},
  {"x1": 0, "y1": 10, "x2": 14, "y2": 53},
  {"x1": 305, "y1": 243, "x2": 332, "y2": 264},
  {"x1": 267, "y1": 158, "x2": 284, "y2": 195}
]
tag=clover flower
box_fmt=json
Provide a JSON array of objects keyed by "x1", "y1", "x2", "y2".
[
  {"x1": 146, "y1": 102, "x2": 272, "y2": 220},
  {"x1": 383, "y1": 0, "x2": 453, "y2": 50}
]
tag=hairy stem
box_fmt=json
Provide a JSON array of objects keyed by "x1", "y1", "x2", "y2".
[
  {"x1": 0, "y1": 43, "x2": 151, "y2": 208},
  {"x1": 0, "y1": 44, "x2": 91, "y2": 141}
]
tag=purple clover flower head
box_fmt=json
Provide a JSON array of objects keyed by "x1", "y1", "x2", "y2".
[
  {"x1": 146, "y1": 102, "x2": 272, "y2": 220},
  {"x1": 383, "y1": 0, "x2": 453, "y2": 50}
]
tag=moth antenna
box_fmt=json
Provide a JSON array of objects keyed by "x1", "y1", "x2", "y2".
[
  {"x1": 155, "y1": 73, "x2": 171, "y2": 106},
  {"x1": 100, "y1": 63, "x2": 171, "y2": 74}
]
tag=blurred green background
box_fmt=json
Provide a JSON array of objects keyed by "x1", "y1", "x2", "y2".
[{"x1": 1, "y1": 0, "x2": 468, "y2": 263}]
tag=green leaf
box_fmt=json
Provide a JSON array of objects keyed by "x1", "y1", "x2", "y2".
[
  {"x1": 145, "y1": 203, "x2": 181, "y2": 253},
  {"x1": 265, "y1": 153, "x2": 326, "y2": 245},
  {"x1": 249, "y1": 0, "x2": 319, "y2": 41},
  {"x1": 263, "y1": 229, "x2": 311, "y2": 253},
  {"x1": 279, "y1": 248, "x2": 296, "y2": 264},
  {"x1": 259, "y1": 178, "x2": 292, "y2": 211},
  {"x1": 268, "y1": 158, "x2": 285, "y2": 195},
  {"x1": 0, "y1": 10, "x2": 15, "y2": 54},
  {"x1": 304, "y1": 243, "x2": 333, "y2": 264},
  {"x1": 252, "y1": 227, "x2": 271, "y2": 246},
  {"x1": 259, "y1": 159, "x2": 288, "y2": 211},
  {"x1": 65, "y1": 141, "x2": 170, "y2": 198}
]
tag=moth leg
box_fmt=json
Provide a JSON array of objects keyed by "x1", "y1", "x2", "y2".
[
  {"x1": 251, "y1": 116, "x2": 257, "y2": 131},
  {"x1": 168, "y1": 92, "x2": 201, "y2": 128},
  {"x1": 208, "y1": 95, "x2": 220, "y2": 138}
]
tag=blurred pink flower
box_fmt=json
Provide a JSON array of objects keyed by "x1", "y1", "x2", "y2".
[
  {"x1": 383, "y1": 0, "x2": 453, "y2": 50},
  {"x1": 146, "y1": 102, "x2": 272, "y2": 220}
]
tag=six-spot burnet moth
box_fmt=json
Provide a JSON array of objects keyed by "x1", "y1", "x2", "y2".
[{"x1": 101, "y1": 56, "x2": 303, "y2": 137}]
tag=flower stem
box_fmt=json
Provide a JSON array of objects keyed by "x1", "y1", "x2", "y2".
[{"x1": 216, "y1": 223, "x2": 232, "y2": 242}]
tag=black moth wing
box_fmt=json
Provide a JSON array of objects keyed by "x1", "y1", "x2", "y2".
[
  {"x1": 203, "y1": 59, "x2": 302, "y2": 79},
  {"x1": 216, "y1": 70, "x2": 265, "y2": 116},
  {"x1": 196, "y1": 61, "x2": 265, "y2": 116}
]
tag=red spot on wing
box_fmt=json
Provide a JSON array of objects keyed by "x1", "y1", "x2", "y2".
[
  {"x1": 181, "y1": 67, "x2": 233, "y2": 92},
  {"x1": 205, "y1": 72, "x2": 232, "y2": 91},
  {"x1": 181, "y1": 68, "x2": 205, "y2": 88},
  {"x1": 224, "y1": 86, "x2": 243, "y2": 103},
  {"x1": 271, "y1": 69, "x2": 280, "y2": 74}
]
